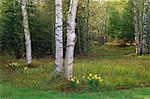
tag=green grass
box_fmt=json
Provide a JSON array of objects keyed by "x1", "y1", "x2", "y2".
[
  {"x1": 0, "y1": 84, "x2": 150, "y2": 99},
  {"x1": 0, "y1": 45, "x2": 150, "y2": 92}
]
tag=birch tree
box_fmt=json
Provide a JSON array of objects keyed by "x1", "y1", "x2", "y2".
[
  {"x1": 101, "y1": 0, "x2": 107, "y2": 45},
  {"x1": 55, "y1": 0, "x2": 63, "y2": 74},
  {"x1": 21, "y1": 0, "x2": 32, "y2": 64},
  {"x1": 138, "y1": 0, "x2": 144, "y2": 55},
  {"x1": 142, "y1": 0, "x2": 149, "y2": 53},
  {"x1": 65, "y1": 0, "x2": 78, "y2": 78},
  {"x1": 132, "y1": 0, "x2": 140, "y2": 54}
]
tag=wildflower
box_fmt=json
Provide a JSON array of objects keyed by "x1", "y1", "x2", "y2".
[
  {"x1": 14, "y1": 63, "x2": 17, "y2": 66},
  {"x1": 87, "y1": 76, "x2": 90, "y2": 80},
  {"x1": 89, "y1": 73, "x2": 92, "y2": 76},
  {"x1": 82, "y1": 76, "x2": 85, "y2": 79},
  {"x1": 76, "y1": 80, "x2": 79, "y2": 84},
  {"x1": 94, "y1": 75, "x2": 97, "y2": 77},
  {"x1": 95, "y1": 76, "x2": 98, "y2": 80},
  {"x1": 24, "y1": 67, "x2": 28, "y2": 70},
  {"x1": 98, "y1": 76, "x2": 101, "y2": 79},
  {"x1": 99, "y1": 79, "x2": 103, "y2": 82},
  {"x1": 71, "y1": 78, "x2": 75, "y2": 82}
]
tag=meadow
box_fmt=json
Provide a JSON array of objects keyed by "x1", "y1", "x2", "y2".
[{"x1": 0, "y1": 45, "x2": 150, "y2": 98}]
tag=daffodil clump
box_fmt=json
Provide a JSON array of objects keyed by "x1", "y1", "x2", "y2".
[
  {"x1": 68, "y1": 76, "x2": 79, "y2": 89},
  {"x1": 6, "y1": 62, "x2": 18, "y2": 69},
  {"x1": 83, "y1": 73, "x2": 103, "y2": 90}
]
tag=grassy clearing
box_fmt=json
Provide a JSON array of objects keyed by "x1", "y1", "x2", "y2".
[
  {"x1": 0, "y1": 84, "x2": 150, "y2": 99},
  {"x1": 0, "y1": 45, "x2": 150, "y2": 91}
]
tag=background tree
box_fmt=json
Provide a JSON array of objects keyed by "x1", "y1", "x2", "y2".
[
  {"x1": 120, "y1": 0, "x2": 134, "y2": 44},
  {"x1": 0, "y1": 0, "x2": 149, "y2": 59},
  {"x1": 21, "y1": 0, "x2": 32, "y2": 64},
  {"x1": 1, "y1": 0, "x2": 24, "y2": 58}
]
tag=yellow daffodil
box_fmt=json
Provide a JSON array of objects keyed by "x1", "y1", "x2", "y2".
[
  {"x1": 24, "y1": 67, "x2": 27, "y2": 70},
  {"x1": 87, "y1": 76, "x2": 90, "y2": 79},
  {"x1": 82, "y1": 76, "x2": 85, "y2": 79},
  {"x1": 71, "y1": 78, "x2": 75, "y2": 82},
  {"x1": 76, "y1": 80, "x2": 79, "y2": 84},
  {"x1": 89, "y1": 74, "x2": 92, "y2": 76},
  {"x1": 99, "y1": 79, "x2": 103, "y2": 82},
  {"x1": 95, "y1": 76, "x2": 98, "y2": 80},
  {"x1": 14, "y1": 63, "x2": 17, "y2": 65},
  {"x1": 94, "y1": 75, "x2": 97, "y2": 78},
  {"x1": 98, "y1": 76, "x2": 101, "y2": 80}
]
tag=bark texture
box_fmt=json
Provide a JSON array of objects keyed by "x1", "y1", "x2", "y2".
[
  {"x1": 142, "y1": 0, "x2": 149, "y2": 53},
  {"x1": 101, "y1": 0, "x2": 107, "y2": 45},
  {"x1": 133, "y1": 0, "x2": 140, "y2": 54},
  {"x1": 21, "y1": 0, "x2": 32, "y2": 64},
  {"x1": 55, "y1": 0, "x2": 63, "y2": 74},
  {"x1": 65, "y1": 0, "x2": 78, "y2": 78},
  {"x1": 102, "y1": 0, "x2": 107, "y2": 36}
]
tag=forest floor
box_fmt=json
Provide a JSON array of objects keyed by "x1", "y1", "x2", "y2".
[{"x1": 0, "y1": 44, "x2": 150, "y2": 98}]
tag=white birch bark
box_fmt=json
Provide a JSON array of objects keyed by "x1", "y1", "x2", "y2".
[
  {"x1": 55, "y1": 0, "x2": 63, "y2": 74},
  {"x1": 142, "y1": 0, "x2": 149, "y2": 53},
  {"x1": 138, "y1": 0, "x2": 143, "y2": 54},
  {"x1": 102, "y1": 0, "x2": 107, "y2": 35},
  {"x1": 21, "y1": 0, "x2": 32, "y2": 64},
  {"x1": 101, "y1": 0, "x2": 107, "y2": 45},
  {"x1": 133, "y1": 0, "x2": 140, "y2": 54},
  {"x1": 65, "y1": 0, "x2": 78, "y2": 78}
]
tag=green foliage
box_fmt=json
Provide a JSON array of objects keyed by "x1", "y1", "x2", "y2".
[
  {"x1": 68, "y1": 76, "x2": 79, "y2": 89},
  {"x1": 0, "y1": 0, "x2": 149, "y2": 57},
  {"x1": 0, "y1": 0, "x2": 23, "y2": 58},
  {"x1": 119, "y1": 0, "x2": 134, "y2": 42},
  {"x1": 0, "y1": 0, "x2": 55, "y2": 57},
  {"x1": 107, "y1": 5, "x2": 121, "y2": 38},
  {"x1": 85, "y1": 74, "x2": 103, "y2": 91},
  {"x1": 6, "y1": 62, "x2": 18, "y2": 69}
]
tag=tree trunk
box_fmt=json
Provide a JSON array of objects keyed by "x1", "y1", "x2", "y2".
[
  {"x1": 101, "y1": 0, "x2": 107, "y2": 45},
  {"x1": 98, "y1": 0, "x2": 101, "y2": 41},
  {"x1": 139, "y1": 0, "x2": 144, "y2": 55},
  {"x1": 21, "y1": 0, "x2": 32, "y2": 64},
  {"x1": 55, "y1": 0, "x2": 63, "y2": 74},
  {"x1": 65, "y1": 0, "x2": 78, "y2": 78},
  {"x1": 132, "y1": 0, "x2": 140, "y2": 54},
  {"x1": 142, "y1": 0, "x2": 149, "y2": 53}
]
